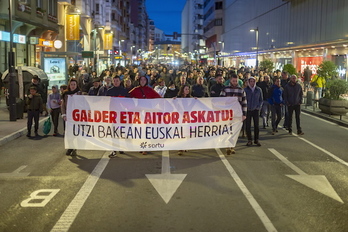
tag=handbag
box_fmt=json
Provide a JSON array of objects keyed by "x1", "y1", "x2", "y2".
[
  {"x1": 43, "y1": 116, "x2": 52, "y2": 135},
  {"x1": 310, "y1": 81, "x2": 318, "y2": 87}
]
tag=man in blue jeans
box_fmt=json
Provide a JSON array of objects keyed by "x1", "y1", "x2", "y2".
[
  {"x1": 244, "y1": 77, "x2": 263, "y2": 146},
  {"x1": 283, "y1": 75, "x2": 304, "y2": 135}
]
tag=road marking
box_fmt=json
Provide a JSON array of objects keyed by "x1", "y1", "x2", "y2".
[
  {"x1": 0, "y1": 165, "x2": 30, "y2": 177},
  {"x1": 289, "y1": 131, "x2": 348, "y2": 168},
  {"x1": 302, "y1": 112, "x2": 336, "y2": 125},
  {"x1": 21, "y1": 189, "x2": 60, "y2": 207},
  {"x1": 216, "y1": 148, "x2": 278, "y2": 232},
  {"x1": 146, "y1": 150, "x2": 187, "y2": 204},
  {"x1": 268, "y1": 148, "x2": 343, "y2": 203},
  {"x1": 51, "y1": 152, "x2": 110, "y2": 232}
]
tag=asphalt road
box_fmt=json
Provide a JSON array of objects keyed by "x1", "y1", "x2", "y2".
[{"x1": 0, "y1": 112, "x2": 348, "y2": 232}]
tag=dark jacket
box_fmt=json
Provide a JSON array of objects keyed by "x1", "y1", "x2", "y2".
[
  {"x1": 258, "y1": 81, "x2": 272, "y2": 100},
  {"x1": 192, "y1": 84, "x2": 209, "y2": 98},
  {"x1": 88, "y1": 86, "x2": 101, "y2": 96},
  {"x1": 164, "y1": 88, "x2": 179, "y2": 98},
  {"x1": 26, "y1": 93, "x2": 43, "y2": 112},
  {"x1": 210, "y1": 83, "x2": 224, "y2": 97},
  {"x1": 303, "y1": 68, "x2": 312, "y2": 82},
  {"x1": 27, "y1": 82, "x2": 45, "y2": 103},
  {"x1": 281, "y1": 78, "x2": 289, "y2": 88},
  {"x1": 283, "y1": 82, "x2": 303, "y2": 105},
  {"x1": 106, "y1": 86, "x2": 129, "y2": 97},
  {"x1": 97, "y1": 85, "x2": 112, "y2": 96}
]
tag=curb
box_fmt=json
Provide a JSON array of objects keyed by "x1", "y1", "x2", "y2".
[
  {"x1": 0, "y1": 118, "x2": 47, "y2": 146},
  {"x1": 302, "y1": 109, "x2": 348, "y2": 128}
]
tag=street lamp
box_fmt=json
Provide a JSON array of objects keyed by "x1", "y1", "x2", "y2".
[
  {"x1": 130, "y1": 46, "x2": 135, "y2": 64},
  {"x1": 8, "y1": 0, "x2": 16, "y2": 121},
  {"x1": 92, "y1": 28, "x2": 97, "y2": 73},
  {"x1": 118, "y1": 39, "x2": 124, "y2": 65},
  {"x1": 218, "y1": 41, "x2": 224, "y2": 66},
  {"x1": 250, "y1": 27, "x2": 259, "y2": 70}
]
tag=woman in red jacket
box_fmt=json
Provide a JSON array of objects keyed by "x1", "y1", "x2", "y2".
[
  {"x1": 129, "y1": 76, "x2": 161, "y2": 99},
  {"x1": 129, "y1": 75, "x2": 161, "y2": 155}
]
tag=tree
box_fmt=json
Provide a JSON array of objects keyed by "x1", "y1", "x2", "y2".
[
  {"x1": 283, "y1": 64, "x2": 297, "y2": 75},
  {"x1": 259, "y1": 59, "x2": 274, "y2": 73},
  {"x1": 325, "y1": 79, "x2": 348, "y2": 100},
  {"x1": 317, "y1": 60, "x2": 338, "y2": 80}
]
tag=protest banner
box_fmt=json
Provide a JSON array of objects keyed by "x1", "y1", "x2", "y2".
[{"x1": 64, "y1": 95, "x2": 243, "y2": 151}]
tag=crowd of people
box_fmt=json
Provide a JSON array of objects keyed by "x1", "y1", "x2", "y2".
[{"x1": 25, "y1": 62, "x2": 306, "y2": 157}]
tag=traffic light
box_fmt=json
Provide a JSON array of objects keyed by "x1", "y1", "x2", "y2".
[{"x1": 173, "y1": 32, "x2": 178, "y2": 40}]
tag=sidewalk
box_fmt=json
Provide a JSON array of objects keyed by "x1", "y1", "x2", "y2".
[
  {"x1": 0, "y1": 97, "x2": 46, "y2": 146},
  {"x1": 301, "y1": 95, "x2": 348, "y2": 127},
  {"x1": 0, "y1": 96, "x2": 347, "y2": 147}
]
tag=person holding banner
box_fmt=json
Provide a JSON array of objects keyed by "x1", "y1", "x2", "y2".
[
  {"x1": 97, "y1": 75, "x2": 113, "y2": 96},
  {"x1": 61, "y1": 78, "x2": 82, "y2": 156},
  {"x1": 177, "y1": 84, "x2": 192, "y2": 98},
  {"x1": 106, "y1": 76, "x2": 130, "y2": 158},
  {"x1": 129, "y1": 76, "x2": 161, "y2": 99},
  {"x1": 220, "y1": 74, "x2": 247, "y2": 155},
  {"x1": 129, "y1": 75, "x2": 161, "y2": 155}
]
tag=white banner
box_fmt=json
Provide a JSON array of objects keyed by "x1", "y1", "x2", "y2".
[{"x1": 65, "y1": 95, "x2": 243, "y2": 151}]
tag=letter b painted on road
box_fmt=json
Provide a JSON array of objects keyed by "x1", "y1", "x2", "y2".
[{"x1": 20, "y1": 189, "x2": 60, "y2": 207}]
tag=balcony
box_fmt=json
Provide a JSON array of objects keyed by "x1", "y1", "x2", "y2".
[
  {"x1": 36, "y1": 8, "x2": 45, "y2": 18},
  {"x1": 18, "y1": 3, "x2": 32, "y2": 13},
  {"x1": 48, "y1": 14, "x2": 58, "y2": 23}
]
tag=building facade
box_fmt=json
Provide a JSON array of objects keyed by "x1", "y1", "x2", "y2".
[
  {"x1": 202, "y1": 0, "x2": 223, "y2": 65},
  {"x1": 0, "y1": 0, "x2": 151, "y2": 83},
  {"x1": 222, "y1": 0, "x2": 348, "y2": 78},
  {"x1": 181, "y1": 0, "x2": 204, "y2": 63},
  {"x1": 0, "y1": 0, "x2": 59, "y2": 73}
]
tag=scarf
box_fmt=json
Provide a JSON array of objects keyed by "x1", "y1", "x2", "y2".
[{"x1": 62, "y1": 87, "x2": 80, "y2": 99}]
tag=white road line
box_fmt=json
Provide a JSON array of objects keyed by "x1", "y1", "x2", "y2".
[
  {"x1": 216, "y1": 148, "x2": 278, "y2": 232},
  {"x1": 296, "y1": 136, "x2": 348, "y2": 168},
  {"x1": 268, "y1": 149, "x2": 307, "y2": 175},
  {"x1": 302, "y1": 112, "x2": 336, "y2": 125},
  {"x1": 284, "y1": 128, "x2": 348, "y2": 168},
  {"x1": 51, "y1": 152, "x2": 110, "y2": 232}
]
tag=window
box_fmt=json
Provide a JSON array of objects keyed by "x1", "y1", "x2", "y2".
[
  {"x1": 215, "y1": 18, "x2": 222, "y2": 26},
  {"x1": 215, "y1": 1, "x2": 223, "y2": 10},
  {"x1": 96, "y1": 3, "x2": 100, "y2": 14},
  {"x1": 36, "y1": 0, "x2": 42, "y2": 8},
  {"x1": 48, "y1": 0, "x2": 57, "y2": 16}
]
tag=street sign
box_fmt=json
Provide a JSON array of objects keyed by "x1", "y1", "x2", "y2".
[{"x1": 82, "y1": 51, "x2": 94, "y2": 58}]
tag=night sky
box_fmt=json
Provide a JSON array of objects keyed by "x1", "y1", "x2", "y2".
[{"x1": 146, "y1": 0, "x2": 187, "y2": 35}]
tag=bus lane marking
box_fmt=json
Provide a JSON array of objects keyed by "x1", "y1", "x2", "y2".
[
  {"x1": 216, "y1": 148, "x2": 278, "y2": 232},
  {"x1": 268, "y1": 148, "x2": 343, "y2": 203},
  {"x1": 51, "y1": 152, "x2": 110, "y2": 232},
  {"x1": 289, "y1": 132, "x2": 348, "y2": 168}
]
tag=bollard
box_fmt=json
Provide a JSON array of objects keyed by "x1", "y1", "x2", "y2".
[{"x1": 306, "y1": 91, "x2": 313, "y2": 106}]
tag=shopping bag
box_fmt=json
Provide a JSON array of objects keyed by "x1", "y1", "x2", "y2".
[{"x1": 43, "y1": 116, "x2": 52, "y2": 135}]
